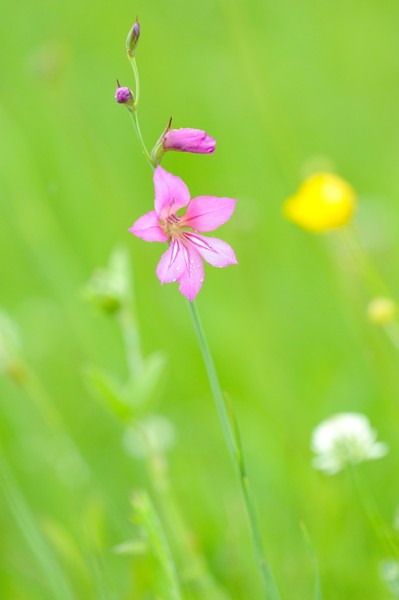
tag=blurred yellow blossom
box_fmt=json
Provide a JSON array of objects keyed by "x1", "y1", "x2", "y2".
[
  {"x1": 283, "y1": 173, "x2": 356, "y2": 232},
  {"x1": 367, "y1": 297, "x2": 397, "y2": 324}
]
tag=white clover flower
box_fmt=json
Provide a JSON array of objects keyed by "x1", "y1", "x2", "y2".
[
  {"x1": 311, "y1": 412, "x2": 388, "y2": 475},
  {"x1": 123, "y1": 414, "x2": 176, "y2": 459},
  {"x1": 380, "y1": 559, "x2": 399, "y2": 596}
]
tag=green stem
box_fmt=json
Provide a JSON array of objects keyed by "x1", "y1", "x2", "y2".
[
  {"x1": 128, "y1": 56, "x2": 140, "y2": 107},
  {"x1": 338, "y1": 226, "x2": 399, "y2": 352},
  {"x1": 19, "y1": 365, "x2": 90, "y2": 484},
  {"x1": 128, "y1": 110, "x2": 154, "y2": 168},
  {"x1": 132, "y1": 491, "x2": 183, "y2": 600},
  {"x1": 146, "y1": 445, "x2": 230, "y2": 600},
  {"x1": 188, "y1": 300, "x2": 280, "y2": 600},
  {"x1": 299, "y1": 522, "x2": 322, "y2": 600},
  {"x1": 0, "y1": 451, "x2": 75, "y2": 600},
  {"x1": 126, "y1": 54, "x2": 155, "y2": 169},
  {"x1": 349, "y1": 465, "x2": 399, "y2": 560},
  {"x1": 118, "y1": 307, "x2": 143, "y2": 379},
  {"x1": 338, "y1": 227, "x2": 391, "y2": 298}
]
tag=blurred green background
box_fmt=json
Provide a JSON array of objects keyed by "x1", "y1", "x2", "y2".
[{"x1": 1, "y1": 0, "x2": 399, "y2": 597}]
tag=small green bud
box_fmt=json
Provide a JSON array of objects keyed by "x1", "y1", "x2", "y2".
[{"x1": 126, "y1": 18, "x2": 140, "y2": 57}]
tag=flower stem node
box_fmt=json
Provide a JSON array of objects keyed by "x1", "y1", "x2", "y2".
[
  {"x1": 284, "y1": 172, "x2": 356, "y2": 232},
  {"x1": 367, "y1": 297, "x2": 397, "y2": 324},
  {"x1": 126, "y1": 18, "x2": 140, "y2": 58}
]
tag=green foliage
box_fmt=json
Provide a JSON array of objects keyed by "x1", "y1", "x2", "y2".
[{"x1": 1, "y1": 0, "x2": 399, "y2": 598}]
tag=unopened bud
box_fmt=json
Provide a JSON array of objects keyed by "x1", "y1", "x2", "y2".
[
  {"x1": 367, "y1": 297, "x2": 397, "y2": 324},
  {"x1": 163, "y1": 128, "x2": 216, "y2": 154},
  {"x1": 126, "y1": 18, "x2": 140, "y2": 57},
  {"x1": 115, "y1": 86, "x2": 132, "y2": 104}
]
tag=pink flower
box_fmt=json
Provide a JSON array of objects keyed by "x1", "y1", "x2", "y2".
[
  {"x1": 163, "y1": 128, "x2": 216, "y2": 154},
  {"x1": 129, "y1": 166, "x2": 237, "y2": 301}
]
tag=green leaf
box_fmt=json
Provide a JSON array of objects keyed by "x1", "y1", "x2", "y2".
[
  {"x1": 125, "y1": 351, "x2": 167, "y2": 413},
  {"x1": 83, "y1": 365, "x2": 133, "y2": 422}
]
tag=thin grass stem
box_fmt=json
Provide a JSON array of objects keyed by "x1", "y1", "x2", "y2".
[
  {"x1": 117, "y1": 302, "x2": 227, "y2": 598},
  {"x1": 299, "y1": 522, "x2": 322, "y2": 600},
  {"x1": 349, "y1": 465, "x2": 399, "y2": 560},
  {"x1": 188, "y1": 300, "x2": 280, "y2": 600},
  {"x1": 128, "y1": 110, "x2": 154, "y2": 168},
  {"x1": 132, "y1": 491, "x2": 183, "y2": 600},
  {"x1": 0, "y1": 452, "x2": 75, "y2": 600},
  {"x1": 339, "y1": 227, "x2": 391, "y2": 298},
  {"x1": 126, "y1": 54, "x2": 155, "y2": 168}
]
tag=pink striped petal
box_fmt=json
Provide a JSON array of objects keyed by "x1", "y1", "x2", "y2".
[
  {"x1": 184, "y1": 233, "x2": 238, "y2": 267},
  {"x1": 129, "y1": 210, "x2": 168, "y2": 242},
  {"x1": 154, "y1": 166, "x2": 191, "y2": 219},
  {"x1": 177, "y1": 243, "x2": 204, "y2": 301},
  {"x1": 156, "y1": 240, "x2": 187, "y2": 284},
  {"x1": 180, "y1": 196, "x2": 237, "y2": 232}
]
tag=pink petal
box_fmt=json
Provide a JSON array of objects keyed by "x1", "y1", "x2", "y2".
[
  {"x1": 156, "y1": 240, "x2": 204, "y2": 301},
  {"x1": 180, "y1": 196, "x2": 237, "y2": 232},
  {"x1": 177, "y1": 243, "x2": 204, "y2": 302},
  {"x1": 184, "y1": 233, "x2": 238, "y2": 267},
  {"x1": 154, "y1": 166, "x2": 191, "y2": 219},
  {"x1": 156, "y1": 240, "x2": 187, "y2": 283},
  {"x1": 129, "y1": 210, "x2": 168, "y2": 242}
]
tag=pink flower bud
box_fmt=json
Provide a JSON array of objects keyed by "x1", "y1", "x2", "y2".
[
  {"x1": 115, "y1": 86, "x2": 133, "y2": 104},
  {"x1": 163, "y1": 128, "x2": 216, "y2": 154}
]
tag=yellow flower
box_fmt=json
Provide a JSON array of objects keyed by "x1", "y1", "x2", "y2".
[
  {"x1": 283, "y1": 173, "x2": 356, "y2": 232},
  {"x1": 367, "y1": 297, "x2": 397, "y2": 324}
]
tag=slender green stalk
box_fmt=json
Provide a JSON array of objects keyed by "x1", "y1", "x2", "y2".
[
  {"x1": 128, "y1": 56, "x2": 140, "y2": 107},
  {"x1": 118, "y1": 307, "x2": 143, "y2": 379},
  {"x1": 188, "y1": 300, "x2": 280, "y2": 600},
  {"x1": 132, "y1": 491, "x2": 183, "y2": 600},
  {"x1": 128, "y1": 110, "x2": 154, "y2": 168},
  {"x1": 338, "y1": 226, "x2": 399, "y2": 352},
  {"x1": 126, "y1": 53, "x2": 155, "y2": 168},
  {"x1": 146, "y1": 442, "x2": 229, "y2": 600},
  {"x1": 299, "y1": 522, "x2": 322, "y2": 600},
  {"x1": 349, "y1": 465, "x2": 399, "y2": 560},
  {"x1": 118, "y1": 304, "x2": 227, "y2": 598},
  {"x1": 0, "y1": 452, "x2": 75, "y2": 600},
  {"x1": 339, "y1": 227, "x2": 391, "y2": 297},
  {"x1": 17, "y1": 364, "x2": 90, "y2": 484}
]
